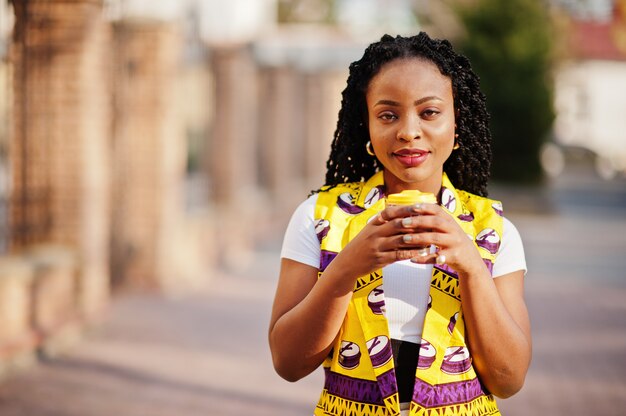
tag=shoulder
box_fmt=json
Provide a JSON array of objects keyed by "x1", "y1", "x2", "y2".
[
  {"x1": 493, "y1": 216, "x2": 527, "y2": 277},
  {"x1": 281, "y1": 194, "x2": 321, "y2": 269},
  {"x1": 289, "y1": 194, "x2": 318, "y2": 224},
  {"x1": 502, "y1": 217, "x2": 524, "y2": 251}
]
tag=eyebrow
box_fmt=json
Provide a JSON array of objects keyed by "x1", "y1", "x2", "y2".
[{"x1": 374, "y1": 96, "x2": 443, "y2": 107}]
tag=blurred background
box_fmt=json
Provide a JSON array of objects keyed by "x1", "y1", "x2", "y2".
[{"x1": 0, "y1": 0, "x2": 624, "y2": 415}]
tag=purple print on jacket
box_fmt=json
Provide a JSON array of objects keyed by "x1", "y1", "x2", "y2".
[
  {"x1": 447, "y1": 312, "x2": 459, "y2": 334},
  {"x1": 416, "y1": 338, "x2": 436, "y2": 370},
  {"x1": 475, "y1": 228, "x2": 500, "y2": 254},
  {"x1": 367, "y1": 285, "x2": 385, "y2": 315},
  {"x1": 441, "y1": 346, "x2": 472, "y2": 375},
  {"x1": 319, "y1": 250, "x2": 338, "y2": 271},
  {"x1": 314, "y1": 219, "x2": 330, "y2": 243},
  {"x1": 366, "y1": 336, "x2": 392, "y2": 368},
  {"x1": 412, "y1": 378, "x2": 486, "y2": 408},
  {"x1": 441, "y1": 187, "x2": 456, "y2": 213},
  {"x1": 363, "y1": 185, "x2": 385, "y2": 208},
  {"x1": 338, "y1": 341, "x2": 361, "y2": 370},
  {"x1": 492, "y1": 202, "x2": 503, "y2": 216},
  {"x1": 458, "y1": 211, "x2": 474, "y2": 222},
  {"x1": 337, "y1": 192, "x2": 365, "y2": 214}
]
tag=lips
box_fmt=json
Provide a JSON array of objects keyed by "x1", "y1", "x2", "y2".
[{"x1": 393, "y1": 148, "x2": 429, "y2": 167}]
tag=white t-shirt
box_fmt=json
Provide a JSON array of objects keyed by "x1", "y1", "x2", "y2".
[{"x1": 280, "y1": 194, "x2": 527, "y2": 344}]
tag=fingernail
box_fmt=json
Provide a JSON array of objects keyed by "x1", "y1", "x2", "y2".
[
  {"x1": 412, "y1": 203, "x2": 422, "y2": 212},
  {"x1": 402, "y1": 217, "x2": 412, "y2": 228},
  {"x1": 402, "y1": 234, "x2": 412, "y2": 243}
]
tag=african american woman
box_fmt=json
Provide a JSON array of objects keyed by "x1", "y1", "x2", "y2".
[{"x1": 269, "y1": 32, "x2": 531, "y2": 416}]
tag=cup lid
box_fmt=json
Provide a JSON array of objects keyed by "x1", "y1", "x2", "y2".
[{"x1": 386, "y1": 190, "x2": 437, "y2": 205}]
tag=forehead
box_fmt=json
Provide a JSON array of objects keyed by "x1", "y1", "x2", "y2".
[{"x1": 366, "y1": 57, "x2": 453, "y2": 99}]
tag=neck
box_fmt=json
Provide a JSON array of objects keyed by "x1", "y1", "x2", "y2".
[{"x1": 382, "y1": 170, "x2": 443, "y2": 196}]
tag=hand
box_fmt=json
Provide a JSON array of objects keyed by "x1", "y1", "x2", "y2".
[
  {"x1": 399, "y1": 203, "x2": 487, "y2": 275},
  {"x1": 330, "y1": 204, "x2": 433, "y2": 279}
]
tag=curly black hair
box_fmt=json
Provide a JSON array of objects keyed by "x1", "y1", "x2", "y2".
[{"x1": 321, "y1": 32, "x2": 492, "y2": 197}]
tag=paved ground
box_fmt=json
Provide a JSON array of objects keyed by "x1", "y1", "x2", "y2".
[{"x1": 0, "y1": 162, "x2": 625, "y2": 415}]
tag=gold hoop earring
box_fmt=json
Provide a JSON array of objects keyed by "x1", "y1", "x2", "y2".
[
  {"x1": 453, "y1": 142, "x2": 460, "y2": 150},
  {"x1": 366, "y1": 141, "x2": 375, "y2": 156}
]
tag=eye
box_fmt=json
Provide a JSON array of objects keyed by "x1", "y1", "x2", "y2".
[
  {"x1": 378, "y1": 112, "x2": 397, "y2": 121},
  {"x1": 421, "y1": 109, "x2": 441, "y2": 119}
]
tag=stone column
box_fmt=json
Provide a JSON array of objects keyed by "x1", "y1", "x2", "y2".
[
  {"x1": 207, "y1": 45, "x2": 260, "y2": 267},
  {"x1": 301, "y1": 70, "x2": 346, "y2": 192},
  {"x1": 208, "y1": 45, "x2": 259, "y2": 204},
  {"x1": 257, "y1": 66, "x2": 301, "y2": 197},
  {"x1": 10, "y1": 0, "x2": 111, "y2": 322},
  {"x1": 111, "y1": 20, "x2": 187, "y2": 290},
  {"x1": 255, "y1": 65, "x2": 345, "y2": 231},
  {"x1": 0, "y1": 256, "x2": 36, "y2": 377},
  {"x1": 255, "y1": 64, "x2": 311, "y2": 237}
]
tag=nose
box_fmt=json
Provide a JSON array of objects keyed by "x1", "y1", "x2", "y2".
[{"x1": 396, "y1": 114, "x2": 421, "y2": 142}]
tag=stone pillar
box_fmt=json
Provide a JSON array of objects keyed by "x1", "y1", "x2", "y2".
[
  {"x1": 301, "y1": 70, "x2": 346, "y2": 192},
  {"x1": 111, "y1": 20, "x2": 187, "y2": 290},
  {"x1": 207, "y1": 45, "x2": 260, "y2": 267},
  {"x1": 255, "y1": 64, "x2": 311, "y2": 237},
  {"x1": 208, "y1": 45, "x2": 259, "y2": 204},
  {"x1": 26, "y1": 244, "x2": 80, "y2": 357},
  {"x1": 257, "y1": 66, "x2": 301, "y2": 197},
  {"x1": 0, "y1": 256, "x2": 36, "y2": 378},
  {"x1": 256, "y1": 65, "x2": 344, "y2": 231},
  {"x1": 10, "y1": 0, "x2": 111, "y2": 322}
]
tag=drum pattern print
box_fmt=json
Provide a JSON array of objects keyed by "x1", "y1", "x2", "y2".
[
  {"x1": 338, "y1": 341, "x2": 361, "y2": 370},
  {"x1": 337, "y1": 192, "x2": 366, "y2": 214},
  {"x1": 367, "y1": 285, "x2": 385, "y2": 315},
  {"x1": 441, "y1": 187, "x2": 457, "y2": 213},
  {"x1": 367, "y1": 336, "x2": 393, "y2": 368},
  {"x1": 475, "y1": 228, "x2": 501, "y2": 255}
]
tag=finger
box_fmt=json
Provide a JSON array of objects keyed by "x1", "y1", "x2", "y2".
[
  {"x1": 380, "y1": 204, "x2": 422, "y2": 222},
  {"x1": 399, "y1": 212, "x2": 453, "y2": 232},
  {"x1": 398, "y1": 234, "x2": 432, "y2": 256},
  {"x1": 378, "y1": 236, "x2": 432, "y2": 261},
  {"x1": 373, "y1": 216, "x2": 420, "y2": 238},
  {"x1": 376, "y1": 234, "x2": 412, "y2": 252},
  {"x1": 408, "y1": 250, "x2": 448, "y2": 265},
  {"x1": 410, "y1": 253, "x2": 438, "y2": 265},
  {"x1": 409, "y1": 202, "x2": 441, "y2": 216},
  {"x1": 401, "y1": 231, "x2": 448, "y2": 249},
  {"x1": 394, "y1": 248, "x2": 430, "y2": 261},
  {"x1": 371, "y1": 211, "x2": 389, "y2": 225},
  {"x1": 367, "y1": 217, "x2": 400, "y2": 241},
  {"x1": 373, "y1": 207, "x2": 408, "y2": 225}
]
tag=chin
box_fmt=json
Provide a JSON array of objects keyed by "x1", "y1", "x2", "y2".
[
  {"x1": 399, "y1": 172, "x2": 431, "y2": 186},
  {"x1": 384, "y1": 165, "x2": 439, "y2": 191}
]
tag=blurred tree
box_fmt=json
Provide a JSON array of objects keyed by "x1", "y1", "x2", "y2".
[
  {"x1": 278, "y1": 0, "x2": 336, "y2": 24},
  {"x1": 456, "y1": 0, "x2": 556, "y2": 183}
]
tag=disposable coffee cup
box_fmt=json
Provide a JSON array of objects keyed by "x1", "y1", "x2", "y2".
[
  {"x1": 386, "y1": 190, "x2": 437, "y2": 206},
  {"x1": 386, "y1": 190, "x2": 436, "y2": 258}
]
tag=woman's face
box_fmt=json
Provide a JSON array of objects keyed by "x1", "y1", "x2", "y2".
[{"x1": 365, "y1": 57, "x2": 456, "y2": 195}]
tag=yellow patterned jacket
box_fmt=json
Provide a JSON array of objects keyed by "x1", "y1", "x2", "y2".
[{"x1": 313, "y1": 171, "x2": 503, "y2": 416}]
